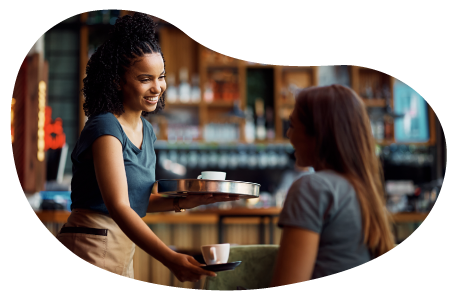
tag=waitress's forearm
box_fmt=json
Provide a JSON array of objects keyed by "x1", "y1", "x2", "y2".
[{"x1": 108, "y1": 202, "x2": 176, "y2": 264}]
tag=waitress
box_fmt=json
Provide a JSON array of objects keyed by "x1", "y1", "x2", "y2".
[{"x1": 57, "y1": 12, "x2": 238, "y2": 282}]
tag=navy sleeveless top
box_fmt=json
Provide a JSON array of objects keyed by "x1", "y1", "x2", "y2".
[{"x1": 70, "y1": 113, "x2": 157, "y2": 217}]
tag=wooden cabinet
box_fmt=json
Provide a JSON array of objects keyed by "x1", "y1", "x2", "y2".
[
  {"x1": 128, "y1": 20, "x2": 320, "y2": 144},
  {"x1": 80, "y1": 10, "x2": 456, "y2": 145},
  {"x1": 351, "y1": 66, "x2": 436, "y2": 146}
]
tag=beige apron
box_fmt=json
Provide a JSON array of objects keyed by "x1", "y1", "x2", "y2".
[{"x1": 57, "y1": 208, "x2": 136, "y2": 278}]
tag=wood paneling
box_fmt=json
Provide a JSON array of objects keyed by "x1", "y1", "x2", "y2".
[
  {"x1": 23, "y1": 53, "x2": 48, "y2": 193},
  {"x1": 11, "y1": 59, "x2": 27, "y2": 291},
  {"x1": 427, "y1": 103, "x2": 457, "y2": 145}
]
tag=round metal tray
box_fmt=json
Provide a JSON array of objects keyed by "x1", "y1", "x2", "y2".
[{"x1": 152, "y1": 179, "x2": 260, "y2": 199}]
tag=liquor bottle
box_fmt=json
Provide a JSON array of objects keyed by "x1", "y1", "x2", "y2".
[
  {"x1": 384, "y1": 116, "x2": 394, "y2": 140},
  {"x1": 266, "y1": 107, "x2": 275, "y2": 140},
  {"x1": 376, "y1": 119, "x2": 385, "y2": 140},
  {"x1": 190, "y1": 74, "x2": 201, "y2": 103},
  {"x1": 244, "y1": 107, "x2": 255, "y2": 143},
  {"x1": 222, "y1": 82, "x2": 231, "y2": 102},
  {"x1": 166, "y1": 73, "x2": 177, "y2": 103},
  {"x1": 255, "y1": 98, "x2": 266, "y2": 141},
  {"x1": 203, "y1": 80, "x2": 214, "y2": 103},
  {"x1": 178, "y1": 67, "x2": 191, "y2": 103}
]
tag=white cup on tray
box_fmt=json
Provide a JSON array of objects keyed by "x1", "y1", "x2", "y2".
[{"x1": 197, "y1": 171, "x2": 226, "y2": 180}]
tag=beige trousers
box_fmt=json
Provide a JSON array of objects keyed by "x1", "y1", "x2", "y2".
[{"x1": 57, "y1": 208, "x2": 136, "y2": 278}]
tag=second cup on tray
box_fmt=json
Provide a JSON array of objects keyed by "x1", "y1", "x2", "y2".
[{"x1": 197, "y1": 171, "x2": 226, "y2": 180}]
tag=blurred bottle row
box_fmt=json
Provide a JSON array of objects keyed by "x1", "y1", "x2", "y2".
[
  {"x1": 358, "y1": 72, "x2": 391, "y2": 100},
  {"x1": 160, "y1": 68, "x2": 241, "y2": 104},
  {"x1": 157, "y1": 148, "x2": 293, "y2": 171},
  {"x1": 370, "y1": 115, "x2": 394, "y2": 140},
  {"x1": 150, "y1": 117, "x2": 275, "y2": 144},
  {"x1": 379, "y1": 144, "x2": 434, "y2": 166},
  {"x1": 204, "y1": 69, "x2": 240, "y2": 103},
  {"x1": 166, "y1": 68, "x2": 201, "y2": 104}
]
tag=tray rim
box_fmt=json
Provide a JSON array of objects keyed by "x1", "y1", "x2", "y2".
[{"x1": 154, "y1": 179, "x2": 261, "y2": 187}]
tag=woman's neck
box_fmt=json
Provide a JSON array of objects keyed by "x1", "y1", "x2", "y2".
[{"x1": 115, "y1": 108, "x2": 143, "y2": 130}]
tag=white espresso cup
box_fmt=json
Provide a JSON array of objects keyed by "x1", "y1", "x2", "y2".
[
  {"x1": 197, "y1": 171, "x2": 226, "y2": 180},
  {"x1": 201, "y1": 243, "x2": 230, "y2": 265}
]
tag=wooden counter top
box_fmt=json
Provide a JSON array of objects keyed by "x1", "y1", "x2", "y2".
[{"x1": 35, "y1": 209, "x2": 429, "y2": 224}]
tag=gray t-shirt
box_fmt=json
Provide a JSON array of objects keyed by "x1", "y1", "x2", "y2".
[{"x1": 278, "y1": 169, "x2": 371, "y2": 279}]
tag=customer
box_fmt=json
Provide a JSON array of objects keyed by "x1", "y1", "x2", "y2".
[
  {"x1": 57, "y1": 12, "x2": 238, "y2": 282},
  {"x1": 270, "y1": 85, "x2": 395, "y2": 286}
]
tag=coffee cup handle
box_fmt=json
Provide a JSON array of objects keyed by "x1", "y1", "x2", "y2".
[
  {"x1": 197, "y1": 175, "x2": 202, "y2": 179},
  {"x1": 210, "y1": 246, "x2": 217, "y2": 262}
]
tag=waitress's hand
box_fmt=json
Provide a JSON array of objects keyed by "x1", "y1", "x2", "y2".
[
  {"x1": 179, "y1": 193, "x2": 240, "y2": 210},
  {"x1": 165, "y1": 252, "x2": 216, "y2": 282}
]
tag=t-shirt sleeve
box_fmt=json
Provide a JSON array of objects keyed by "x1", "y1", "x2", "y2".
[
  {"x1": 278, "y1": 174, "x2": 333, "y2": 234},
  {"x1": 72, "y1": 113, "x2": 125, "y2": 164}
]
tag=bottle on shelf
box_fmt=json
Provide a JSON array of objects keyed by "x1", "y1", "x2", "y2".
[
  {"x1": 255, "y1": 98, "x2": 266, "y2": 141},
  {"x1": 266, "y1": 107, "x2": 275, "y2": 140},
  {"x1": 165, "y1": 73, "x2": 178, "y2": 103},
  {"x1": 279, "y1": 107, "x2": 293, "y2": 139},
  {"x1": 190, "y1": 74, "x2": 201, "y2": 103},
  {"x1": 203, "y1": 80, "x2": 214, "y2": 103},
  {"x1": 222, "y1": 82, "x2": 232, "y2": 102},
  {"x1": 178, "y1": 67, "x2": 191, "y2": 103},
  {"x1": 375, "y1": 119, "x2": 385, "y2": 140},
  {"x1": 213, "y1": 80, "x2": 222, "y2": 101},
  {"x1": 244, "y1": 107, "x2": 255, "y2": 143},
  {"x1": 384, "y1": 116, "x2": 394, "y2": 140}
]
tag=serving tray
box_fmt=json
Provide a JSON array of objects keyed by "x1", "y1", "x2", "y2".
[{"x1": 152, "y1": 179, "x2": 260, "y2": 199}]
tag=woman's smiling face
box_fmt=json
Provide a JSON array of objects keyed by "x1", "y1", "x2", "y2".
[{"x1": 120, "y1": 52, "x2": 166, "y2": 113}]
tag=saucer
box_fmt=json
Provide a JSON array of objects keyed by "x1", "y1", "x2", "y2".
[{"x1": 201, "y1": 261, "x2": 242, "y2": 272}]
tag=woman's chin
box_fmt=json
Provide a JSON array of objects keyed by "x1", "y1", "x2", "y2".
[{"x1": 144, "y1": 104, "x2": 157, "y2": 112}]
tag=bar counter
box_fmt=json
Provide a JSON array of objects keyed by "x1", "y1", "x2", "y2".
[
  {"x1": 35, "y1": 208, "x2": 429, "y2": 224},
  {"x1": 35, "y1": 208, "x2": 428, "y2": 288}
]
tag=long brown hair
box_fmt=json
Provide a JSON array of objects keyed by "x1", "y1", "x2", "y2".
[{"x1": 294, "y1": 84, "x2": 394, "y2": 257}]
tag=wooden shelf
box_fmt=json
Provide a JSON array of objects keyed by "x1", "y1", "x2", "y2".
[
  {"x1": 363, "y1": 98, "x2": 387, "y2": 107},
  {"x1": 375, "y1": 139, "x2": 396, "y2": 146},
  {"x1": 166, "y1": 102, "x2": 200, "y2": 107},
  {"x1": 205, "y1": 101, "x2": 235, "y2": 108},
  {"x1": 203, "y1": 62, "x2": 240, "y2": 68}
]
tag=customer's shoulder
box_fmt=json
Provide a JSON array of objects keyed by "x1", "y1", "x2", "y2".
[{"x1": 292, "y1": 170, "x2": 352, "y2": 191}]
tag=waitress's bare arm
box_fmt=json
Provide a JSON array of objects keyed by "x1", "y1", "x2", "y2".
[{"x1": 92, "y1": 135, "x2": 216, "y2": 281}]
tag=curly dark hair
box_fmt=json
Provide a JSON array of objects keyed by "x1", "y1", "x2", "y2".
[{"x1": 82, "y1": 12, "x2": 166, "y2": 118}]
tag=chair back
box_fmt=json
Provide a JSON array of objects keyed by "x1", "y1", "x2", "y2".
[{"x1": 204, "y1": 244, "x2": 279, "y2": 290}]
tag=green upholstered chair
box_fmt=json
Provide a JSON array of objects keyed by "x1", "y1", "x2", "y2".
[{"x1": 204, "y1": 244, "x2": 279, "y2": 290}]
